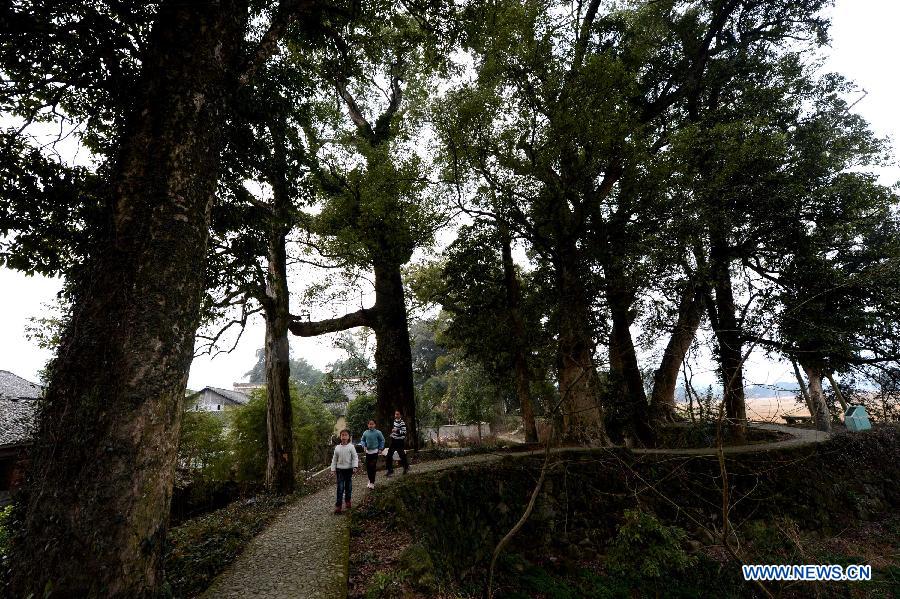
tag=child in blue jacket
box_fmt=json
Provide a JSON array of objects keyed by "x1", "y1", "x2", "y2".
[{"x1": 358, "y1": 420, "x2": 385, "y2": 488}]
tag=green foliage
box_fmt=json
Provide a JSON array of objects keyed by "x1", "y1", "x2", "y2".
[
  {"x1": 178, "y1": 411, "x2": 231, "y2": 481},
  {"x1": 293, "y1": 387, "x2": 339, "y2": 471},
  {"x1": 499, "y1": 558, "x2": 630, "y2": 599},
  {"x1": 346, "y1": 392, "x2": 378, "y2": 439},
  {"x1": 228, "y1": 392, "x2": 269, "y2": 483},
  {"x1": 408, "y1": 317, "x2": 447, "y2": 386},
  {"x1": 407, "y1": 317, "x2": 449, "y2": 431},
  {"x1": 366, "y1": 568, "x2": 410, "y2": 599},
  {"x1": 293, "y1": 12, "x2": 448, "y2": 299},
  {"x1": 396, "y1": 543, "x2": 437, "y2": 591},
  {"x1": 606, "y1": 509, "x2": 695, "y2": 580},
  {"x1": 328, "y1": 331, "x2": 377, "y2": 388},
  {"x1": 410, "y1": 229, "x2": 554, "y2": 408},
  {"x1": 743, "y1": 518, "x2": 797, "y2": 557},
  {"x1": 244, "y1": 348, "x2": 324, "y2": 387},
  {"x1": 229, "y1": 385, "x2": 335, "y2": 481},
  {"x1": 0, "y1": 504, "x2": 12, "y2": 560},
  {"x1": 443, "y1": 360, "x2": 498, "y2": 427},
  {"x1": 0, "y1": 130, "x2": 105, "y2": 279}
]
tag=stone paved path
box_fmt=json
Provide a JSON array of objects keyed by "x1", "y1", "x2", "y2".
[
  {"x1": 201, "y1": 473, "x2": 358, "y2": 599},
  {"x1": 201, "y1": 454, "x2": 503, "y2": 599},
  {"x1": 201, "y1": 422, "x2": 829, "y2": 598}
]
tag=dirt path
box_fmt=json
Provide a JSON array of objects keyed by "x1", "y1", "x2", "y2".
[{"x1": 200, "y1": 422, "x2": 829, "y2": 598}]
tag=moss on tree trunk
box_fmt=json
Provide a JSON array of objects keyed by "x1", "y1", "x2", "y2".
[{"x1": 9, "y1": 4, "x2": 248, "y2": 596}]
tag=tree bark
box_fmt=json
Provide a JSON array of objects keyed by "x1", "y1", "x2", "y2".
[
  {"x1": 499, "y1": 224, "x2": 538, "y2": 443},
  {"x1": 606, "y1": 279, "x2": 653, "y2": 444},
  {"x1": 555, "y1": 247, "x2": 608, "y2": 445},
  {"x1": 801, "y1": 362, "x2": 832, "y2": 432},
  {"x1": 263, "y1": 229, "x2": 294, "y2": 492},
  {"x1": 372, "y1": 259, "x2": 418, "y2": 448},
  {"x1": 650, "y1": 281, "x2": 705, "y2": 423},
  {"x1": 825, "y1": 372, "x2": 848, "y2": 413},
  {"x1": 708, "y1": 235, "x2": 748, "y2": 442},
  {"x1": 790, "y1": 357, "x2": 816, "y2": 420},
  {"x1": 289, "y1": 308, "x2": 374, "y2": 336},
  {"x1": 262, "y1": 119, "x2": 296, "y2": 494},
  {"x1": 10, "y1": 4, "x2": 249, "y2": 596},
  {"x1": 596, "y1": 213, "x2": 651, "y2": 444}
]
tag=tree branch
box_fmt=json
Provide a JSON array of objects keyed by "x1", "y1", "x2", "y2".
[
  {"x1": 335, "y1": 80, "x2": 376, "y2": 141},
  {"x1": 372, "y1": 58, "x2": 405, "y2": 142},
  {"x1": 288, "y1": 307, "x2": 376, "y2": 336},
  {"x1": 239, "y1": 0, "x2": 315, "y2": 87}
]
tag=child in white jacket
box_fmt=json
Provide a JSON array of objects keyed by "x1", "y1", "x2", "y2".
[{"x1": 331, "y1": 429, "x2": 358, "y2": 514}]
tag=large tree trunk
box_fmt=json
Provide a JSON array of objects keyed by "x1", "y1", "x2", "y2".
[
  {"x1": 708, "y1": 237, "x2": 748, "y2": 442},
  {"x1": 289, "y1": 262, "x2": 417, "y2": 448},
  {"x1": 650, "y1": 281, "x2": 705, "y2": 423},
  {"x1": 263, "y1": 226, "x2": 295, "y2": 493},
  {"x1": 263, "y1": 119, "x2": 296, "y2": 494},
  {"x1": 10, "y1": 4, "x2": 248, "y2": 596},
  {"x1": 500, "y1": 224, "x2": 539, "y2": 443},
  {"x1": 606, "y1": 278, "x2": 652, "y2": 444},
  {"x1": 801, "y1": 362, "x2": 832, "y2": 432},
  {"x1": 372, "y1": 260, "x2": 418, "y2": 448},
  {"x1": 596, "y1": 213, "x2": 651, "y2": 444},
  {"x1": 555, "y1": 249, "x2": 608, "y2": 445}
]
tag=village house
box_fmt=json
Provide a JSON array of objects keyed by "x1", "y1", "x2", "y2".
[
  {"x1": 0, "y1": 370, "x2": 42, "y2": 504},
  {"x1": 185, "y1": 386, "x2": 253, "y2": 413},
  {"x1": 185, "y1": 378, "x2": 369, "y2": 436}
]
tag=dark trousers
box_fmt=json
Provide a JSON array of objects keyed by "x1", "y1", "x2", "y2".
[
  {"x1": 335, "y1": 468, "x2": 353, "y2": 506},
  {"x1": 365, "y1": 452, "x2": 378, "y2": 483},
  {"x1": 386, "y1": 438, "x2": 408, "y2": 473}
]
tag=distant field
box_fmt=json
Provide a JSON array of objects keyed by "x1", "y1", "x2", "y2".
[
  {"x1": 677, "y1": 396, "x2": 810, "y2": 423},
  {"x1": 744, "y1": 397, "x2": 810, "y2": 421}
]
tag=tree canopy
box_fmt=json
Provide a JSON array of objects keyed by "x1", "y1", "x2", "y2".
[{"x1": 2, "y1": 1, "x2": 899, "y2": 593}]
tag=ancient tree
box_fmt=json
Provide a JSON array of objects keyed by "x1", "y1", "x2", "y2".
[{"x1": 1, "y1": 1, "x2": 308, "y2": 594}]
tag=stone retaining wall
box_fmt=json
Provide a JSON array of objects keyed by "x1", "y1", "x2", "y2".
[{"x1": 370, "y1": 428, "x2": 900, "y2": 577}]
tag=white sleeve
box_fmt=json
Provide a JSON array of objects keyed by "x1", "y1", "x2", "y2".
[
  {"x1": 330, "y1": 446, "x2": 338, "y2": 471},
  {"x1": 352, "y1": 446, "x2": 359, "y2": 468}
]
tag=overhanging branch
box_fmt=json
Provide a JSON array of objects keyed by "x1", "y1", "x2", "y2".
[{"x1": 288, "y1": 307, "x2": 376, "y2": 336}]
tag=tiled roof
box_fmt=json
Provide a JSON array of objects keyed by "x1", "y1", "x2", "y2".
[
  {"x1": 0, "y1": 370, "x2": 43, "y2": 400},
  {"x1": 0, "y1": 398, "x2": 37, "y2": 447},
  {"x1": 204, "y1": 387, "x2": 251, "y2": 405},
  {"x1": 0, "y1": 371, "x2": 41, "y2": 447}
]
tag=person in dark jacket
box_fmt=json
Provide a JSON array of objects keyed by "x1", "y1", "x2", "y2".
[{"x1": 385, "y1": 409, "x2": 409, "y2": 476}]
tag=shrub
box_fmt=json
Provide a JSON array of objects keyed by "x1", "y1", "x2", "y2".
[
  {"x1": 346, "y1": 392, "x2": 378, "y2": 439},
  {"x1": 606, "y1": 509, "x2": 695, "y2": 580},
  {"x1": 230, "y1": 384, "x2": 335, "y2": 481},
  {"x1": 178, "y1": 410, "x2": 231, "y2": 481},
  {"x1": 366, "y1": 568, "x2": 410, "y2": 599},
  {"x1": 293, "y1": 386, "x2": 337, "y2": 470}
]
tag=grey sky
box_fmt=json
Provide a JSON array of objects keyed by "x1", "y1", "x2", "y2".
[{"x1": 1, "y1": 0, "x2": 898, "y2": 389}]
